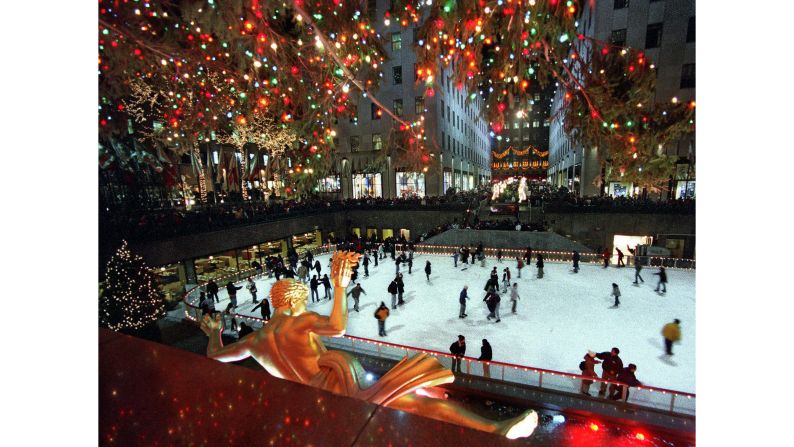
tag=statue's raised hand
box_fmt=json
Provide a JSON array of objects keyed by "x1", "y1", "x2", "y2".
[
  {"x1": 200, "y1": 313, "x2": 224, "y2": 336},
  {"x1": 331, "y1": 251, "x2": 361, "y2": 288}
]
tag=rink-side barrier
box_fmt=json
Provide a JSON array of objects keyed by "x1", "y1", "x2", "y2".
[
  {"x1": 414, "y1": 244, "x2": 696, "y2": 270},
  {"x1": 319, "y1": 334, "x2": 695, "y2": 416},
  {"x1": 181, "y1": 243, "x2": 695, "y2": 417}
]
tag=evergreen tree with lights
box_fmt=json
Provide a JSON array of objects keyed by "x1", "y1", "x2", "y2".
[{"x1": 99, "y1": 241, "x2": 165, "y2": 338}]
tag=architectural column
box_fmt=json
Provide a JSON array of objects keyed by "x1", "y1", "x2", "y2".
[{"x1": 183, "y1": 259, "x2": 197, "y2": 284}]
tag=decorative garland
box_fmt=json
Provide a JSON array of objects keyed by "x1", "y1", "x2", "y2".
[{"x1": 491, "y1": 146, "x2": 549, "y2": 159}]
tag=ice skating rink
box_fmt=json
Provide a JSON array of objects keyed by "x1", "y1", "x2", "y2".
[{"x1": 222, "y1": 252, "x2": 696, "y2": 393}]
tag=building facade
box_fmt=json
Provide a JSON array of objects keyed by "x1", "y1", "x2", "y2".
[
  {"x1": 490, "y1": 83, "x2": 553, "y2": 180},
  {"x1": 329, "y1": 0, "x2": 491, "y2": 199},
  {"x1": 548, "y1": 0, "x2": 695, "y2": 198}
]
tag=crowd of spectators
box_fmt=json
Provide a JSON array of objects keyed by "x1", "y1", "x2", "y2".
[{"x1": 101, "y1": 191, "x2": 481, "y2": 243}]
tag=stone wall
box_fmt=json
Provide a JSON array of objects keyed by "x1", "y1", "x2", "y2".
[{"x1": 544, "y1": 212, "x2": 696, "y2": 257}]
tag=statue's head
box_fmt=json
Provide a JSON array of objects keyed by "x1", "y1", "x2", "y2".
[{"x1": 270, "y1": 279, "x2": 308, "y2": 311}]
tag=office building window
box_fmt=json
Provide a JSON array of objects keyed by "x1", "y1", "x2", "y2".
[
  {"x1": 317, "y1": 176, "x2": 341, "y2": 193},
  {"x1": 533, "y1": 120, "x2": 540, "y2": 128},
  {"x1": 614, "y1": 0, "x2": 628, "y2": 9},
  {"x1": 352, "y1": 173, "x2": 382, "y2": 198},
  {"x1": 611, "y1": 29, "x2": 627, "y2": 46},
  {"x1": 393, "y1": 99, "x2": 403, "y2": 116},
  {"x1": 680, "y1": 63, "x2": 695, "y2": 89},
  {"x1": 393, "y1": 65, "x2": 402, "y2": 84},
  {"x1": 396, "y1": 172, "x2": 426, "y2": 198},
  {"x1": 415, "y1": 96, "x2": 423, "y2": 114},
  {"x1": 687, "y1": 17, "x2": 695, "y2": 43},
  {"x1": 350, "y1": 136, "x2": 360, "y2": 152},
  {"x1": 645, "y1": 23, "x2": 663, "y2": 49},
  {"x1": 441, "y1": 100, "x2": 445, "y2": 118},
  {"x1": 391, "y1": 32, "x2": 402, "y2": 51},
  {"x1": 441, "y1": 131, "x2": 445, "y2": 150},
  {"x1": 371, "y1": 103, "x2": 381, "y2": 120},
  {"x1": 523, "y1": 121, "x2": 530, "y2": 128},
  {"x1": 372, "y1": 133, "x2": 383, "y2": 151}
]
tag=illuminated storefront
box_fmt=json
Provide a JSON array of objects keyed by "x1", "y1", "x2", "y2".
[
  {"x1": 395, "y1": 172, "x2": 426, "y2": 197},
  {"x1": 352, "y1": 173, "x2": 382, "y2": 198}
]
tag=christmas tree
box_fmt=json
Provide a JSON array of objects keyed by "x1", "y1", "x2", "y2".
[{"x1": 99, "y1": 241, "x2": 165, "y2": 332}]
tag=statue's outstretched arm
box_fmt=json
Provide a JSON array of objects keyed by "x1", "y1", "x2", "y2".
[
  {"x1": 201, "y1": 313, "x2": 252, "y2": 362},
  {"x1": 310, "y1": 251, "x2": 361, "y2": 336}
]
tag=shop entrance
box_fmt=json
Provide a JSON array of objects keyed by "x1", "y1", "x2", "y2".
[
  {"x1": 382, "y1": 229, "x2": 394, "y2": 240},
  {"x1": 351, "y1": 227, "x2": 361, "y2": 237},
  {"x1": 611, "y1": 235, "x2": 653, "y2": 263},
  {"x1": 366, "y1": 228, "x2": 378, "y2": 239},
  {"x1": 399, "y1": 229, "x2": 410, "y2": 240}
]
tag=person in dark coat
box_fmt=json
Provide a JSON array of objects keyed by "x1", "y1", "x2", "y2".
[
  {"x1": 453, "y1": 250, "x2": 460, "y2": 267},
  {"x1": 199, "y1": 291, "x2": 214, "y2": 316},
  {"x1": 284, "y1": 266, "x2": 295, "y2": 279},
  {"x1": 484, "y1": 291, "x2": 501, "y2": 322},
  {"x1": 603, "y1": 249, "x2": 610, "y2": 268},
  {"x1": 450, "y1": 335, "x2": 466, "y2": 373},
  {"x1": 536, "y1": 254, "x2": 544, "y2": 279},
  {"x1": 496, "y1": 249, "x2": 503, "y2": 263},
  {"x1": 207, "y1": 279, "x2": 220, "y2": 303},
  {"x1": 572, "y1": 251, "x2": 580, "y2": 273},
  {"x1": 596, "y1": 347, "x2": 623, "y2": 397},
  {"x1": 346, "y1": 283, "x2": 366, "y2": 312},
  {"x1": 478, "y1": 339, "x2": 493, "y2": 378},
  {"x1": 251, "y1": 298, "x2": 271, "y2": 321},
  {"x1": 226, "y1": 281, "x2": 242, "y2": 309},
  {"x1": 490, "y1": 267, "x2": 498, "y2": 285},
  {"x1": 396, "y1": 273, "x2": 405, "y2": 305},
  {"x1": 654, "y1": 267, "x2": 668, "y2": 293},
  {"x1": 251, "y1": 260, "x2": 263, "y2": 275},
  {"x1": 634, "y1": 259, "x2": 644, "y2": 284},
  {"x1": 524, "y1": 246, "x2": 533, "y2": 265},
  {"x1": 373, "y1": 248, "x2": 379, "y2": 266},
  {"x1": 408, "y1": 256, "x2": 413, "y2": 274},
  {"x1": 306, "y1": 251, "x2": 314, "y2": 268},
  {"x1": 424, "y1": 261, "x2": 431, "y2": 281},
  {"x1": 458, "y1": 286, "x2": 469, "y2": 318},
  {"x1": 579, "y1": 351, "x2": 601, "y2": 396},
  {"x1": 388, "y1": 279, "x2": 398, "y2": 309},
  {"x1": 610, "y1": 364, "x2": 642, "y2": 401},
  {"x1": 309, "y1": 275, "x2": 320, "y2": 302},
  {"x1": 516, "y1": 257, "x2": 524, "y2": 278},
  {"x1": 238, "y1": 322, "x2": 254, "y2": 338},
  {"x1": 314, "y1": 260, "x2": 322, "y2": 276},
  {"x1": 362, "y1": 253, "x2": 370, "y2": 277},
  {"x1": 321, "y1": 274, "x2": 332, "y2": 299},
  {"x1": 350, "y1": 266, "x2": 358, "y2": 285},
  {"x1": 616, "y1": 248, "x2": 625, "y2": 267}
]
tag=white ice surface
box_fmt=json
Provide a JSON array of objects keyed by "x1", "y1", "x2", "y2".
[{"x1": 217, "y1": 253, "x2": 696, "y2": 393}]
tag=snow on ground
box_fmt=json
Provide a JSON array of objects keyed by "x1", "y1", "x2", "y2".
[{"x1": 217, "y1": 253, "x2": 696, "y2": 393}]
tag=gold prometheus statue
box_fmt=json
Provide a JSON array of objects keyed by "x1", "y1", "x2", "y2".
[{"x1": 201, "y1": 251, "x2": 537, "y2": 439}]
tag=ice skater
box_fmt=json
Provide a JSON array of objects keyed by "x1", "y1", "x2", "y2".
[
  {"x1": 408, "y1": 256, "x2": 413, "y2": 274},
  {"x1": 654, "y1": 267, "x2": 668, "y2": 293},
  {"x1": 572, "y1": 251, "x2": 580, "y2": 273},
  {"x1": 225, "y1": 281, "x2": 242, "y2": 310},
  {"x1": 449, "y1": 335, "x2": 466, "y2": 373},
  {"x1": 207, "y1": 279, "x2": 220, "y2": 303},
  {"x1": 459, "y1": 285, "x2": 469, "y2": 318},
  {"x1": 610, "y1": 364, "x2": 642, "y2": 401},
  {"x1": 633, "y1": 260, "x2": 644, "y2": 284},
  {"x1": 502, "y1": 267, "x2": 511, "y2": 292},
  {"x1": 388, "y1": 278, "x2": 398, "y2": 309},
  {"x1": 397, "y1": 273, "x2": 405, "y2": 306},
  {"x1": 346, "y1": 283, "x2": 366, "y2": 312},
  {"x1": 536, "y1": 254, "x2": 544, "y2": 279},
  {"x1": 485, "y1": 290, "x2": 501, "y2": 323},
  {"x1": 322, "y1": 274, "x2": 332, "y2": 299},
  {"x1": 251, "y1": 297, "x2": 271, "y2": 321},
  {"x1": 453, "y1": 250, "x2": 459, "y2": 268},
  {"x1": 425, "y1": 260, "x2": 432, "y2": 282},
  {"x1": 247, "y1": 277, "x2": 258, "y2": 304},
  {"x1": 610, "y1": 283, "x2": 621, "y2": 308},
  {"x1": 596, "y1": 347, "x2": 623, "y2": 397},
  {"x1": 579, "y1": 351, "x2": 601, "y2": 396},
  {"x1": 478, "y1": 339, "x2": 493, "y2": 378},
  {"x1": 362, "y1": 253, "x2": 370, "y2": 277},
  {"x1": 375, "y1": 302, "x2": 390, "y2": 336},
  {"x1": 516, "y1": 257, "x2": 524, "y2": 278},
  {"x1": 616, "y1": 248, "x2": 625, "y2": 267},
  {"x1": 497, "y1": 249, "x2": 503, "y2": 263},
  {"x1": 509, "y1": 283, "x2": 520, "y2": 313},
  {"x1": 309, "y1": 275, "x2": 320, "y2": 302},
  {"x1": 661, "y1": 319, "x2": 681, "y2": 355},
  {"x1": 603, "y1": 249, "x2": 610, "y2": 268}
]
